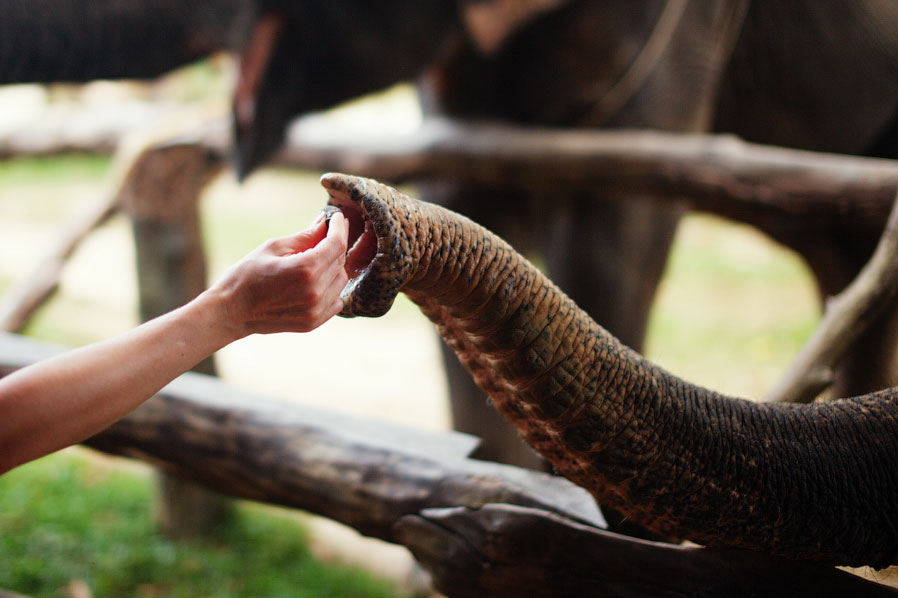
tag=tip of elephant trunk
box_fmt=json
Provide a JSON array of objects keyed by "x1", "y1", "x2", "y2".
[{"x1": 319, "y1": 173, "x2": 404, "y2": 318}]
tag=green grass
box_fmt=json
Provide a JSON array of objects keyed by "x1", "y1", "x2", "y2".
[
  {"x1": 646, "y1": 214, "x2": 819, "y2": 398},
  {"x1": 0, "y1": 451, "x2": 404, "y2": 598},
  {"x1": 0, "y1": 155, "x2": 111, "y2": 222},
  {"x1": 0, "y1": 154, "x2": 110, "y2": 186}
]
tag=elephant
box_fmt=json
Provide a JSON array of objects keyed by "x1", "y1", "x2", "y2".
[
  {"x1": 322, "y1": 170, "x2": 898, "y2": 568},
  {"x1": 0, "y1": 0, "x2": 253, "y2": 84},
  {"x1": 4, "y1": 0, "x2": 898, "y2": 531},
  {"x1": 219, "y1": 0, "x2": 898, "y2": 473}
]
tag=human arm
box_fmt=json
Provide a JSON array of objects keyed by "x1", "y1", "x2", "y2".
[{"x1": 0, "y1": 212, "x2": 349, "y2": 475}]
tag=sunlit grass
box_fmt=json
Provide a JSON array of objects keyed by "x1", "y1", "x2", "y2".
[
  {"x1": 647, "y1": 213, "x2": 820, "y2": 398},
  {"x1": 0, "y1": 154, "x2": 109, "y2": 187},
  {"x1": 0, "y1": 451, "x2": 404, "y2": 598},
  {"x1": 0, "y1": 155, "x2": 110, "y2": 221}
]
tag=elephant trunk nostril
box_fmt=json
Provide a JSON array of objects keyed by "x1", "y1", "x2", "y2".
[
  {"x1": 345, "y1": 217, "x2": 377, "y2": 279},
  {"x1": 324, "y1": 201, "x2": 377, "y2": 280}
]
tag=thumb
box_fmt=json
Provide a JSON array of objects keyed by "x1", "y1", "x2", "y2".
[{"x1": 278, "y1": 216, "x2": 330, "y2": 255}]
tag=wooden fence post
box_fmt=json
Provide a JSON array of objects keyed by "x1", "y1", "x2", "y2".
[{"x1": 119, "y1": 140, "x2": 226, "y2": 537}]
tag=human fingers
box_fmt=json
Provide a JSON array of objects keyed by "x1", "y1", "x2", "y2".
[
  {"x1": 273, "y1": 213, "x2": 344, "y2": 285},
  {"x1": 261, "y1": 214, "x2": 330, "y2": 257},
  {"x1": 320, "y1": 242, "x2": 350, "y2": 297},
  {"x1": 313, "y1": 211, "x2": 349, "y2": 263},
  {"x1": 308, "y1": 268, "x2": 349, "y2": 329},
  {"x1": 254, "y1": 256, "x2": 348, "y2": 333},
  {"x1": 295, "y1": 230, "x2": 350, "y2": 317}
]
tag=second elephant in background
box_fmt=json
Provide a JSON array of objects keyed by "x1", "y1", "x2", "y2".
[{"x1": 5, "y1": 0, "x2": 898, "y2": 514}]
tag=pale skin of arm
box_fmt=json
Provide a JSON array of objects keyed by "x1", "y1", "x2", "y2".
[{"x1": 0, "y1": 212, "x2": 350, "y2": 475}]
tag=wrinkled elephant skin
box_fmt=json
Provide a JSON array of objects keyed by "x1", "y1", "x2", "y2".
[{"x1": 324, "y1": 172, "x2": 898, "y2": 568}]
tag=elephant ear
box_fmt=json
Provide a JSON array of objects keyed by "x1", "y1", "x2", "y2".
[{"x1": 459, "y1": 0, "x2": 568, "y2": 54}]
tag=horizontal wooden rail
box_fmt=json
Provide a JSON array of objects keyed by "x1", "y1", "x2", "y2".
[
  {"x1": 2, "y1": 331, "x2": 894, "y2": 596},
  {"x1": 4, "y1": 113, "x2": 898, "y2": 233},
  {"x1": 0, "y1": 331, "x2": 604, "y2": 541},
  {"x1": 275, "y1": 119, "x2": 898, "y2": 232}
]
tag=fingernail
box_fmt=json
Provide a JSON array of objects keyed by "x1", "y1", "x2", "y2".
[{"x1": 319, "y1": 205, "x2": 341, "y2": 229}]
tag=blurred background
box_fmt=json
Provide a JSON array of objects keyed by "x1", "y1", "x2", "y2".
[{"x1": 0, "y1": 57, "x2": 822, "y2": 597}]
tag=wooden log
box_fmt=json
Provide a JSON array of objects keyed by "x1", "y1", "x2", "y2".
[
  {"x1": 3, "y1": 332, "x2": 892, "y2": 596},
  {"x1": 5, "y1": 113, "x2": 897, "y2": 234},
  {"x1": 271, "y1": 119, "x2": 898, "y2": 235},
  {"x1": 120, "y1": 140, "x2": 227, "y2": 538},
  {"x1": 0, "y1": 191, "x2": 118, "y2": 333},
  {"x1": 0, "y1": 331, "x2": 606, "y2": 539},
  {"x1": 0, "y1": 100, "x2": 174, "y2": 159},
  {"x1": 395, "y1": 504, "x2": 898, "y2": 598}
]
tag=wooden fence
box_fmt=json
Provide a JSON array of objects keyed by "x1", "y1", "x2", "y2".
[{"x1": 2, "y1": 115, "x2": 898, "y2": 596}]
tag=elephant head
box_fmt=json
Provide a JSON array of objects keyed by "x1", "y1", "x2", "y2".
[
  {"x1": 322, "y1": 171, "x2": 898, "y2": 568},
  {"x1": 0, "y1": 0, "x2": 253, "y2": 84},
  {"x1": 230, "y1": 0, "x2": 459, "y2": 177},
  {"x1": 229, "y1": 0, "x2": 570, "y2": 176},
  {"x1": 0, "y1": 0, "x2": 571, "y2": 176}
]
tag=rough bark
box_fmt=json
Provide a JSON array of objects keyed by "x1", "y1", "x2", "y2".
[
  {"x1": 324, "y1": 173, "x2": 898, "y2": 567},
  {"x1": 4, "y1": 116, "x2": 897, "y2": 234},
  {"x1": 396, "y1": 504, "x2": 898, "y2": 598}
]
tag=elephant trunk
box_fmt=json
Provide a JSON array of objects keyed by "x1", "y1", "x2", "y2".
[
  {"x1": 0, "y1": 0, "x2": 252, "y2": 84},
  {"x1": 323, "y1": 172, "x2": 898, "y2": 568}
]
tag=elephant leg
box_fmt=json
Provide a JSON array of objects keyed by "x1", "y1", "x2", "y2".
[{"x1": 543, "y1": 194, "x2": 685, "y2": 352}]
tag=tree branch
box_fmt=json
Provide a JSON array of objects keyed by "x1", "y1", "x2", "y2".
[
  {"x1": 0, "y1": 192, "x2": 118, "y2": 332},
  {"x1": 766, "y1": 189, "x2": 898, "y2": 402}
]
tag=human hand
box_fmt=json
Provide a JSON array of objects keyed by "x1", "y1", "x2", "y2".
[{"x1": 206, "y1": 210, "x2": 350, "y2": 337}]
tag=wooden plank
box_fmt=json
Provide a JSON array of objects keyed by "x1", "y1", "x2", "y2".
[
  {"x1": 396, "y1": 504, "x2": 898, "y2": 598},
  {"x1": 0, "y1": 331, "x2": 606, "y2": 538},
  {"x1": 4, "y1": 332, "x2": 891, "y2": 596}
]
